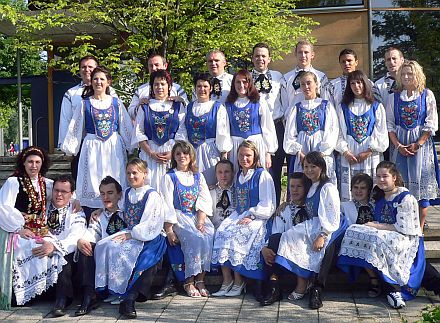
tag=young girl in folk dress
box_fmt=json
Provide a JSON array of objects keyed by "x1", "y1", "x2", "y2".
[
  {"x1": 185, "y1": 73, "x2": 232, "y2": 186},
  {"x1": 386, "y1": 60, "x2": 440, "y2": 229},
  {"x1": 338, "y1": 161, "x2": 424, "y2": 309},
  {"x1": 211, "y1": 140, "x2": 276, "y2": 299},
  {"x1": 336, "y1": 70, "x2": 388, "y2": 201},
  {"x1": 161, "y1": 141, "x2": 214, "y2": 298},
  {"x1": 283, "y1": 72, "x2": 339, "y2": 185},
  {"x1": 133, "y1": 70, "x2": 187, "y2": 193},
  {"x1": 275, "y1": 152, "x2": 340, "y2": 301},
  {"x1": 94, "y1": 159, "x2": 166, "y2": 319},
  {"x1": 225, "y1": 69, "x2": 277, "y2": 170}
]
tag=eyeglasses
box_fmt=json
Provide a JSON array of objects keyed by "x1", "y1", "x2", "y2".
[{"x1": 53, "y1": 189, "x2": 71, "y2": 195}]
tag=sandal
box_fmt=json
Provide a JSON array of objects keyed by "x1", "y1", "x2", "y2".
[
  {"x1": 195, "y1": 281, "x2": 210, "y2": 297},
  {"x1": 183, "y1": 282, "x2": 201, "y2": 298},
  {"x1": 288, "y1": 290, "x2": 305, "y2": 301},
  {"x1": 368, "y1": 277, "x2": 382, "y2": 298}
]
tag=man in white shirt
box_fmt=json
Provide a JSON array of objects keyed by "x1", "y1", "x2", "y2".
[
  {"x1": 201, "y1": 50, "x2": 233, "y2": 103},
  {"x1": 251, "y1": 42, "x2": 283, "y2": 206},
  {"x1": 127, "y1": 54, "x2": 189, "y2": 119},
  {"x1": 280, "y1": 40, "x2": 328, "y2": 117}
]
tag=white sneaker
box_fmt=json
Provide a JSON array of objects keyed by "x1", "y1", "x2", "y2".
[
  {"x1": 387, "y1": 292, "x2": 406, "y2": 309},
  {"x1": 224, "y1": 282, "x2": 246, "y2": 297},
  {"x1": 212, "y1": 281, "x2": 234, "y2": 297}
]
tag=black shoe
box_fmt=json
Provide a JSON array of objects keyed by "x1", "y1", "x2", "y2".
[
  {"x1": 260, "y1": 281, "x2": 282, "y2": 306},
  {"x1": 253, "y1": 280, "x2": 264, "y2": 303},
  {"x1": 119, "y1": 299, "x2": 137, "y2": 319},
  {"x1": 74, "y1": 295, "x2": 101, "y2": 316},
  {"x1": 309, "y1": 287, "x2": 323, "y2": 309},
  {"x1": 152, "y1": 283, "x2": 178, "y2": 300},
  {"x1": 51, "y1": 297, "x2": 67, "y2": 317}
]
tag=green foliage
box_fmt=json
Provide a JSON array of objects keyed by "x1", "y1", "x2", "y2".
[
  {"x1": 0, "y1": 0, "x2": 317, "y2": 102},
  {"x1": 419, "y1": 305, "x2": 440, "y2": 322}
]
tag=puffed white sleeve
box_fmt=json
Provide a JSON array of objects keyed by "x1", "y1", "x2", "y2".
[
  {"x1": 127, "y1": 88, "x2": 140, "y2": 120},
  {"x1": 317, "y1": 183, "x2": 340, "y2": 235},
  {"x1": 368, "y1": 102, "x2": 389, "y2": 153},
  {"x1": 215, "y1": 104, "x2": 233, "y2": 153},
  {"x1": 319, "y1": 101, "x2": 339, "y2": 156},
  {"x1": 118, "y1": 99, "x2": 134, "y2": 152},
  {"x1": 175, "y1": 103, "x2": 188, "y2": 141},
  {"x1": 0, "y1": 177, "x2": 24, "y2": 232},
  {"x1": 58, "y1": 92, "x2": 73, "y2": 148},
  {"x1": 248, "y1": 170, "x2": 276, "y2": 220},
  {"x1": 341, "y1": 201, "x2": 358, "y2": 226},
  {"x1": 131, "y1": 191, "x2": 165, "y2": 241},
  {"x1": 61, "y1": 100, "x2": 85, "y2": 156},
  {"x1": 195, "y1": 174, "x2": 213, "y2": 216},
  {"x1": 132, "y1": 106, "x2": 149, "y2": 146},
  {"x1": 55, "y1": 210, "x2": 87, "y2": 255},
  {"x1": 161, "y1": 174, "x2": 178, "y2": 224},
  {"x1": 259, "y1": 100, "x2": 278, "y2": 154},
  {"x1": 386, "y1": 94, "x2": 397, "y2": 133},
  {"x1": 283, "y1": 105, "x2": 302, "y2": 155},
  {"x1": 394, "y1": 193, "x2": 421, "y2": 236},
  {"x1": 271, "y1": 206, "x2": 289, "y2": 234},
  {"x1": 335, "y1": 105, "x2": 349, "y2": 154},
  {"x1": 82, "y1": 218, "x2": 104, "y2": 243},
  {"x1": 423, "y1": 89, "x2": 438, "y2": 134}
]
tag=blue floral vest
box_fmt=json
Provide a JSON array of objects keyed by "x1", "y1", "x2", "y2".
[
  {"x1": 168, "y1": 170, "x2": 200, "y2": 217},
  {"x1": 84, "y1": 97, "x2": 119, "y2": 141},
  {"x1": 235, "y1": 168, "x2": 264, "y2": 214},
  {"x1": 393, "y1": 90, "x2": 427, "y2": 130},
  {"x1": 225, "y1": 101, "x2": 262, "y2": 138},
  {"x1": 296, "y1": 100, "x2": 327, "y2": 135},
  {"x1": 374, "y1": 191, "x2": 410, "y2": 224},
  {"x1": 185, "y1": 101, "x2": 221, "y2": 149},
  {"x1": 143, "y1": 101, "x2": 180, "y2": 145},
  {"x1": 342, "y1": 101, "x2": 379, "y2": 144},
  {"x1": 123, "y1": 188, "x2": 155, "y2": 230}
]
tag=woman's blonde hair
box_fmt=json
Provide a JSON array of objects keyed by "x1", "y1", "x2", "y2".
[
  {"x1": 171, "y1": 140, "x2": 198, "y2": 172},
  {"x1": 126, "y1": 157, "x2": 148, "y2": 173},
  {"x1": 396, "y1": 60, "x2": 426, "y2": 93},
  {"x1": 299, "y1": 71, "x2": 320, "y2": 97},
  {"x1": 237, "y1": 140, "x2": 261, "y2": 169}
]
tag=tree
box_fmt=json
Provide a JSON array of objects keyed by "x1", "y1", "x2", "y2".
[{"x1": 0, "y1": 0, "x2": 317, "y2": 101}]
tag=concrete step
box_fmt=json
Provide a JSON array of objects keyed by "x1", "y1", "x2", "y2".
[
  {"x1": 426, "y1": 240, "x2": 440, "y2": 259},
  {"x1": 0, "y1": 162, "x2": 70, "y2": 171}
]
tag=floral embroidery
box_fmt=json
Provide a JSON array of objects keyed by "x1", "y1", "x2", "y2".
[
  {"x1": 124, "y1": 191, "x2": 150, "y2": 230},
  {"x1": 19, "y1": 174, "x2": 48, "y2": 235},
  {"x1": 398, "y1": 100, "x2": 419, "y2": 129},
  {"x1": 188, "y1": 114, "x2": 207, "y2": 148},
  {"x1": 236, "y1": 186, "x2": 249, "y2": 214},
  {"x1": 92, "y1": 105, "x2": 115, "y2": 141},
  {"x1": 298, "y1": 106, "x2": 321, "y2": 135},
  {"x1": 152, "y1": 111, "x2": 172, "y2": 140},
  {"x1": 380, "y1": 202, "x2": 396, "y2": 224},
  {"x1": 233, "y1": 107, "x2": 251, "y2": 133},
  {"x1": 349, "y1": 114, "x2": 371, "y2": 143},
  {"x1": 177, "y1": 184, "x2": 199, "y2": 215}
]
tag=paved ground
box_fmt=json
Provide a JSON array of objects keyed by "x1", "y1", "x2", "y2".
[{"x1": 0, "y1": 288, "x2": 438, "y2": 323}]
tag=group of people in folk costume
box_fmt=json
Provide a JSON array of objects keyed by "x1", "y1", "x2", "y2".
[{"x1": 1, "y1": 40, "x2": 440, "y2": 319}]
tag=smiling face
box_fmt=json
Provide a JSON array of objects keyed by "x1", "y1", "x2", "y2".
[
  {"x1": 92, "y1": 71, "x2": 110, "y2": 95},
  {"x1": 300, "y1": 74, "x2": 318, "y2": 100},
  {"x1": 238, "y1": 146, "x2": 255, "y2": 171},
  {"x1": 303, "y1": 159, "x2": 322, "y2": 183},
  {"x1": 339, "y1": 54, "x2": 358, "y2": 75},
  {"x1": 400, "y1": 66, "x2": 415, "y2": 90},
  {"x1": 99, "y1": 183, "x2": 122, "y2": 212},
  {"x1": 174, "y1": 147, "x2": 191, "y2": 171},
  {"x1": 350, "y1": 79, "x2": 365, "y2": 99},
  {"x1": 80, "y1": 58, "x2": 98, "y2": 85},
  {"x1": 207, "y1": 52, "x2": 226, "y2": 77},
  {"x1": 153, "y1": 76, "x2": 169, "y2": 100},
  {"x1": 295, "y1": 44, "x2": 314, "y2": 69},
  {"x1": 24, "y1": 155, "x2": 42, "y2": 179},
  {"x1": 376, "y1": 167, "x2": 396, "y2": 192},
  {"x1": 196, "y1": 79, "x2": 211, "y2": 102},
  {"x1": 234, "y1": 74, "x2": 250, "y2": 98},
  {"x1": 252, "y1": 47, "x2": 271, "y2": 73},
  {"x1": 351, "y1": 181, "x2": 370, "y2": 203},
  {"x1": 215, "y1": 163, "x2": 234, "y2": 188},
  {"x1": 289, "y1": 178, "x2": 307, "y2": 205},
  {"x1": 52, "y1": 180, "x2": 73, "y2": 209},
  {"x1": 126, "y1": 164, "x2": 146, "y2": 189}
]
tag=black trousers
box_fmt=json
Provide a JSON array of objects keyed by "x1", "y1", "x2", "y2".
[
  {"x1": 312, "y1": 234, "x2": 344, "y2": 289},
  {"x1": 264, "y1": 233, "x2": 289, "y2": 277},
  {"x1": 77, "y1": 246, "x2": 96, "y2": 295},
  {"x1": 269, "y1": 120, "x2": 286, "y2": 207},
  {"x1": 56, "y1": 253, "x2": 75, "y2": 299},
  {"x1": 127, "y1": 265, "x2": 157, "y2": 299},
  {"x1": 422, "y1": 260, "x2": 440, "y2": 295}
]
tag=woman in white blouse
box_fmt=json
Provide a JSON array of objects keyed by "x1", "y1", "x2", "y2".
[
  {"x1": 225, "y1": 69, "x2": 277, "y2": 170},
  {"x1": 336, "y1": 70, "x2": 388, "y2": 201},
  {"x1": 185, "y1": 73, "x2": 232, "y2": 186},
  {"x1": 386, "y1": 60, "x2": 439, "y2": 229},
  {"x1": 133, "y1": 69, "x2": 187, "y2": 193}
]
